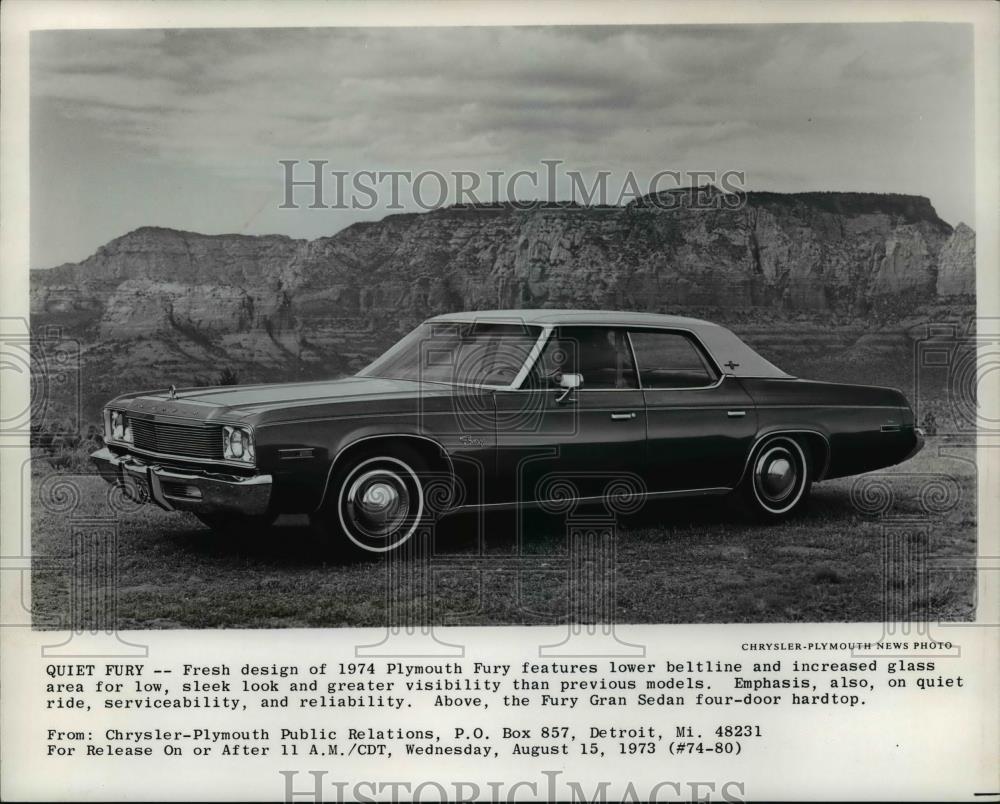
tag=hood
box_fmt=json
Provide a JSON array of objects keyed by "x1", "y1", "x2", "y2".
[{"x1": 115, "y1": 376, "x2": 457, "y2": 422}]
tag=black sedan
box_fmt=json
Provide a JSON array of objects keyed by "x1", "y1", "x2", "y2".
[{"x1": 92, "y1": 310, "x2": 924, "y2": 554}]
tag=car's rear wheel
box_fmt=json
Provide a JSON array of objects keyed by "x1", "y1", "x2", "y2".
[
  {"x1": 742, "y1": 435, "x2": 811, "y2": 520},
  {"x1": 309, "y1": 447, "x2": 429, "y2": 558}
]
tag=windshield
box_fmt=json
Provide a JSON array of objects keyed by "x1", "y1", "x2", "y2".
[{"x1": 358, "y1": 321, "x2": 543, "y2": 386}]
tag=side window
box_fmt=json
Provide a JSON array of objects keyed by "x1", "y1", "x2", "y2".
[
  {"x1": 629, "y1": 330, "x2": 718, "y2": 389},
  {"x1": 534, "y1": 328, "x2": 638, "y2": 389}
]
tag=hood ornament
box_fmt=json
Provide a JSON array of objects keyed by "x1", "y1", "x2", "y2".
[{"x1": 168, "y1": 384, "x2": 177, "y2": 400}]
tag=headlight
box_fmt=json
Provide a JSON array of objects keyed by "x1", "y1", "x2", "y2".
[
  {"x1": 223, "y1": 425, "x2": 255, "y2": 463},
  {"x1": 107, "y1": 410, "x2": 132, "y2": 443}
]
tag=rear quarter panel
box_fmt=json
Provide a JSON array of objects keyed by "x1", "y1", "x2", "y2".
[{"x1": 739, "y1": 378, "x2": 917, "y2": 479}]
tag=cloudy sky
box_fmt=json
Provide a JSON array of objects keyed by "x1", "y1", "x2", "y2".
[{"x1": 31, "y1": 24, "x2": 973, "y2": 268}]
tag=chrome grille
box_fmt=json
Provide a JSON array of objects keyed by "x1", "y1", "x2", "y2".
[{"x1": 130, "y1": 418, "x2": 223, "y2": 460}]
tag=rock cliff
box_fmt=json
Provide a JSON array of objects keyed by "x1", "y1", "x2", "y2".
[
  {"x1": 29, "y1": 190, "x2": 976, "y2": 419},
  {"x1": 935, "y1": 222, "x2": 976, "y2": 297}
]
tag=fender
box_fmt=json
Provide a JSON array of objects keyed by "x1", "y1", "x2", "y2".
[
  {"x1": 738, "y1": 428, "x2": 832, "y2": 485},
  {"x1": 314, "y1": 430, "x2": 456, "y2": 513}
]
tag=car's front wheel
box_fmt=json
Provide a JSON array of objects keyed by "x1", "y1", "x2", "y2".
[
  {"x1": 742, "y1": 435, "x2": 811, "y2": 520},
  {"x1": 309, "y1": 447, "x2": 429, "y2": 557}
]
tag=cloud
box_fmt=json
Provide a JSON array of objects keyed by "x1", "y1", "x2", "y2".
[
  {"x1": 28, "y1": 26, "x2": 822, "y2": 171},
  {"x1": 29, "y1": 24, "x2": 975, "y2": 267}
]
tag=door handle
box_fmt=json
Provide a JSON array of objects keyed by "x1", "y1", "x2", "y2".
[
  {"x1": 610, "y1": 412, "x2": 636, "y2": 420},
  {"x1": 727, "y1": 410, "x2": 747, "y2": 418}
]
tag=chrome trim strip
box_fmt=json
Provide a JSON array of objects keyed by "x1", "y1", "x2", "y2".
[
  {"x1": 624, "y1": 330, "x2": 642, "y2": 389},
  {"x1": 499, "y1": 386, "x2": 727, "y2": 395},
  {"x1": 254, "y1": 411, "x2": 461, "y2": 429},
  {"x1": 451, "y1": 486, "x2": 731, "y2": 513},
  {"x1": 279, "y1": 447, "x2": 316, "y2": 459},
  {"x1": 751, "y1": 404, "x2": 911, "y2": 411},
  {"x1": 154, "y1": 465, "x2": 273, "y2": 486},
  {"x1": 512, "y1": 325, "x2": 555, "y2": 390},
  {"x1": 643, "y1": 404, "x2": 745, "y2": 411},
  {"x1": 506, "y1": 388, "x2": 645, "y2": 393},
  {"x1": 638, "y1": 377, "x2": 725, "y2": 392},
  {"x1": 106, "y1": 443, "x2": 255, "y2": 470},
  {"x1": 257, "y1": 403, "x2": 656, "y2": 427}
]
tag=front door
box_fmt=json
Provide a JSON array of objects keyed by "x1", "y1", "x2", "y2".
[{"x1": 494, "y1": 326, "x2": 646, "y2": 505}]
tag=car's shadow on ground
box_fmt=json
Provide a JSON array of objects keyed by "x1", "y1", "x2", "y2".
[
  {"x1": 163, "y1": 483, "x2": 866, "y2": 568},
  {"x1": 167, "y1": 516, "x2": 335, "y2": 567}
]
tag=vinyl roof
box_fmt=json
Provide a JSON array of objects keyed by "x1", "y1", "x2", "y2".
[
  {"x1": 428, "y1": 309, "x2": 792, "y2": 379},
  {"x1": 429, "y1": 309, "x2": 718, "y2": 329}
]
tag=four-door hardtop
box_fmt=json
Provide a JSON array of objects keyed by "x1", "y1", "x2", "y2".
[{"x1": 92, "y1": 310, "x2": 924, "y2": 551}]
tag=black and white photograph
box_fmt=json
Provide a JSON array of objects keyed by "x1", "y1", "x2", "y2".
[
  {"x1": 2, "y1": 1, "x2": 997, "y2": 802},
  {"x1": 27, "y1": 21, "x2": 978, "y2": 628}
]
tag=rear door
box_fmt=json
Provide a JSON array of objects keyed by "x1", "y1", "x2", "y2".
[{"x1": 629, "y1": 328, "x2": 756, "y2": 492}]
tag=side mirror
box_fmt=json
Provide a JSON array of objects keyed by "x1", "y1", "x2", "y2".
[{"x1": 556, "y1": 373, "x2": 582, "y2": 403}]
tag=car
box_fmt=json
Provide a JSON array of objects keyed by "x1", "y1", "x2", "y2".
[{"x1": 91, "y1": 309, "x2": 924, "y2": 554}]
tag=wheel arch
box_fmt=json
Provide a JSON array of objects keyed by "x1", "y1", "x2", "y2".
[
  {"x1": 739, "y1": 428, "x2": 831, "y2": 485},
  {"x1": 315, "y1": 432, "x2": 455, "y2": 513}
]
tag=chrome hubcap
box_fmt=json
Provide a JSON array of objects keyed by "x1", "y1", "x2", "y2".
[
  {"x1": 345, "y1": 470, "x2": 410, "y2": 538},
  {"x1": 755, "y1": 447, "x2": 798, "y2": 504},
  {"x1": 763, "y1": 457, "x2": 794, "y2": 498},
  {"x1": 361, "y1": 482, "x2": 399, "y2": 513}
]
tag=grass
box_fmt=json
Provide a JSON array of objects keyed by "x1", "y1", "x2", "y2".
[{"x1": 30, "y1": 447, "x2": 976, "y2": 629}]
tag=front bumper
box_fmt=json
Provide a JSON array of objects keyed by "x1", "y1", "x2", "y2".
[{"x1": 91, "y1": 447, "x2": 272, "y2": 516}]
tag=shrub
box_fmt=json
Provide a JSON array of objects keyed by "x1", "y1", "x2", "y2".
[{"x1": 217, "y1": 368, "x2": 240, "y2": 385}]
